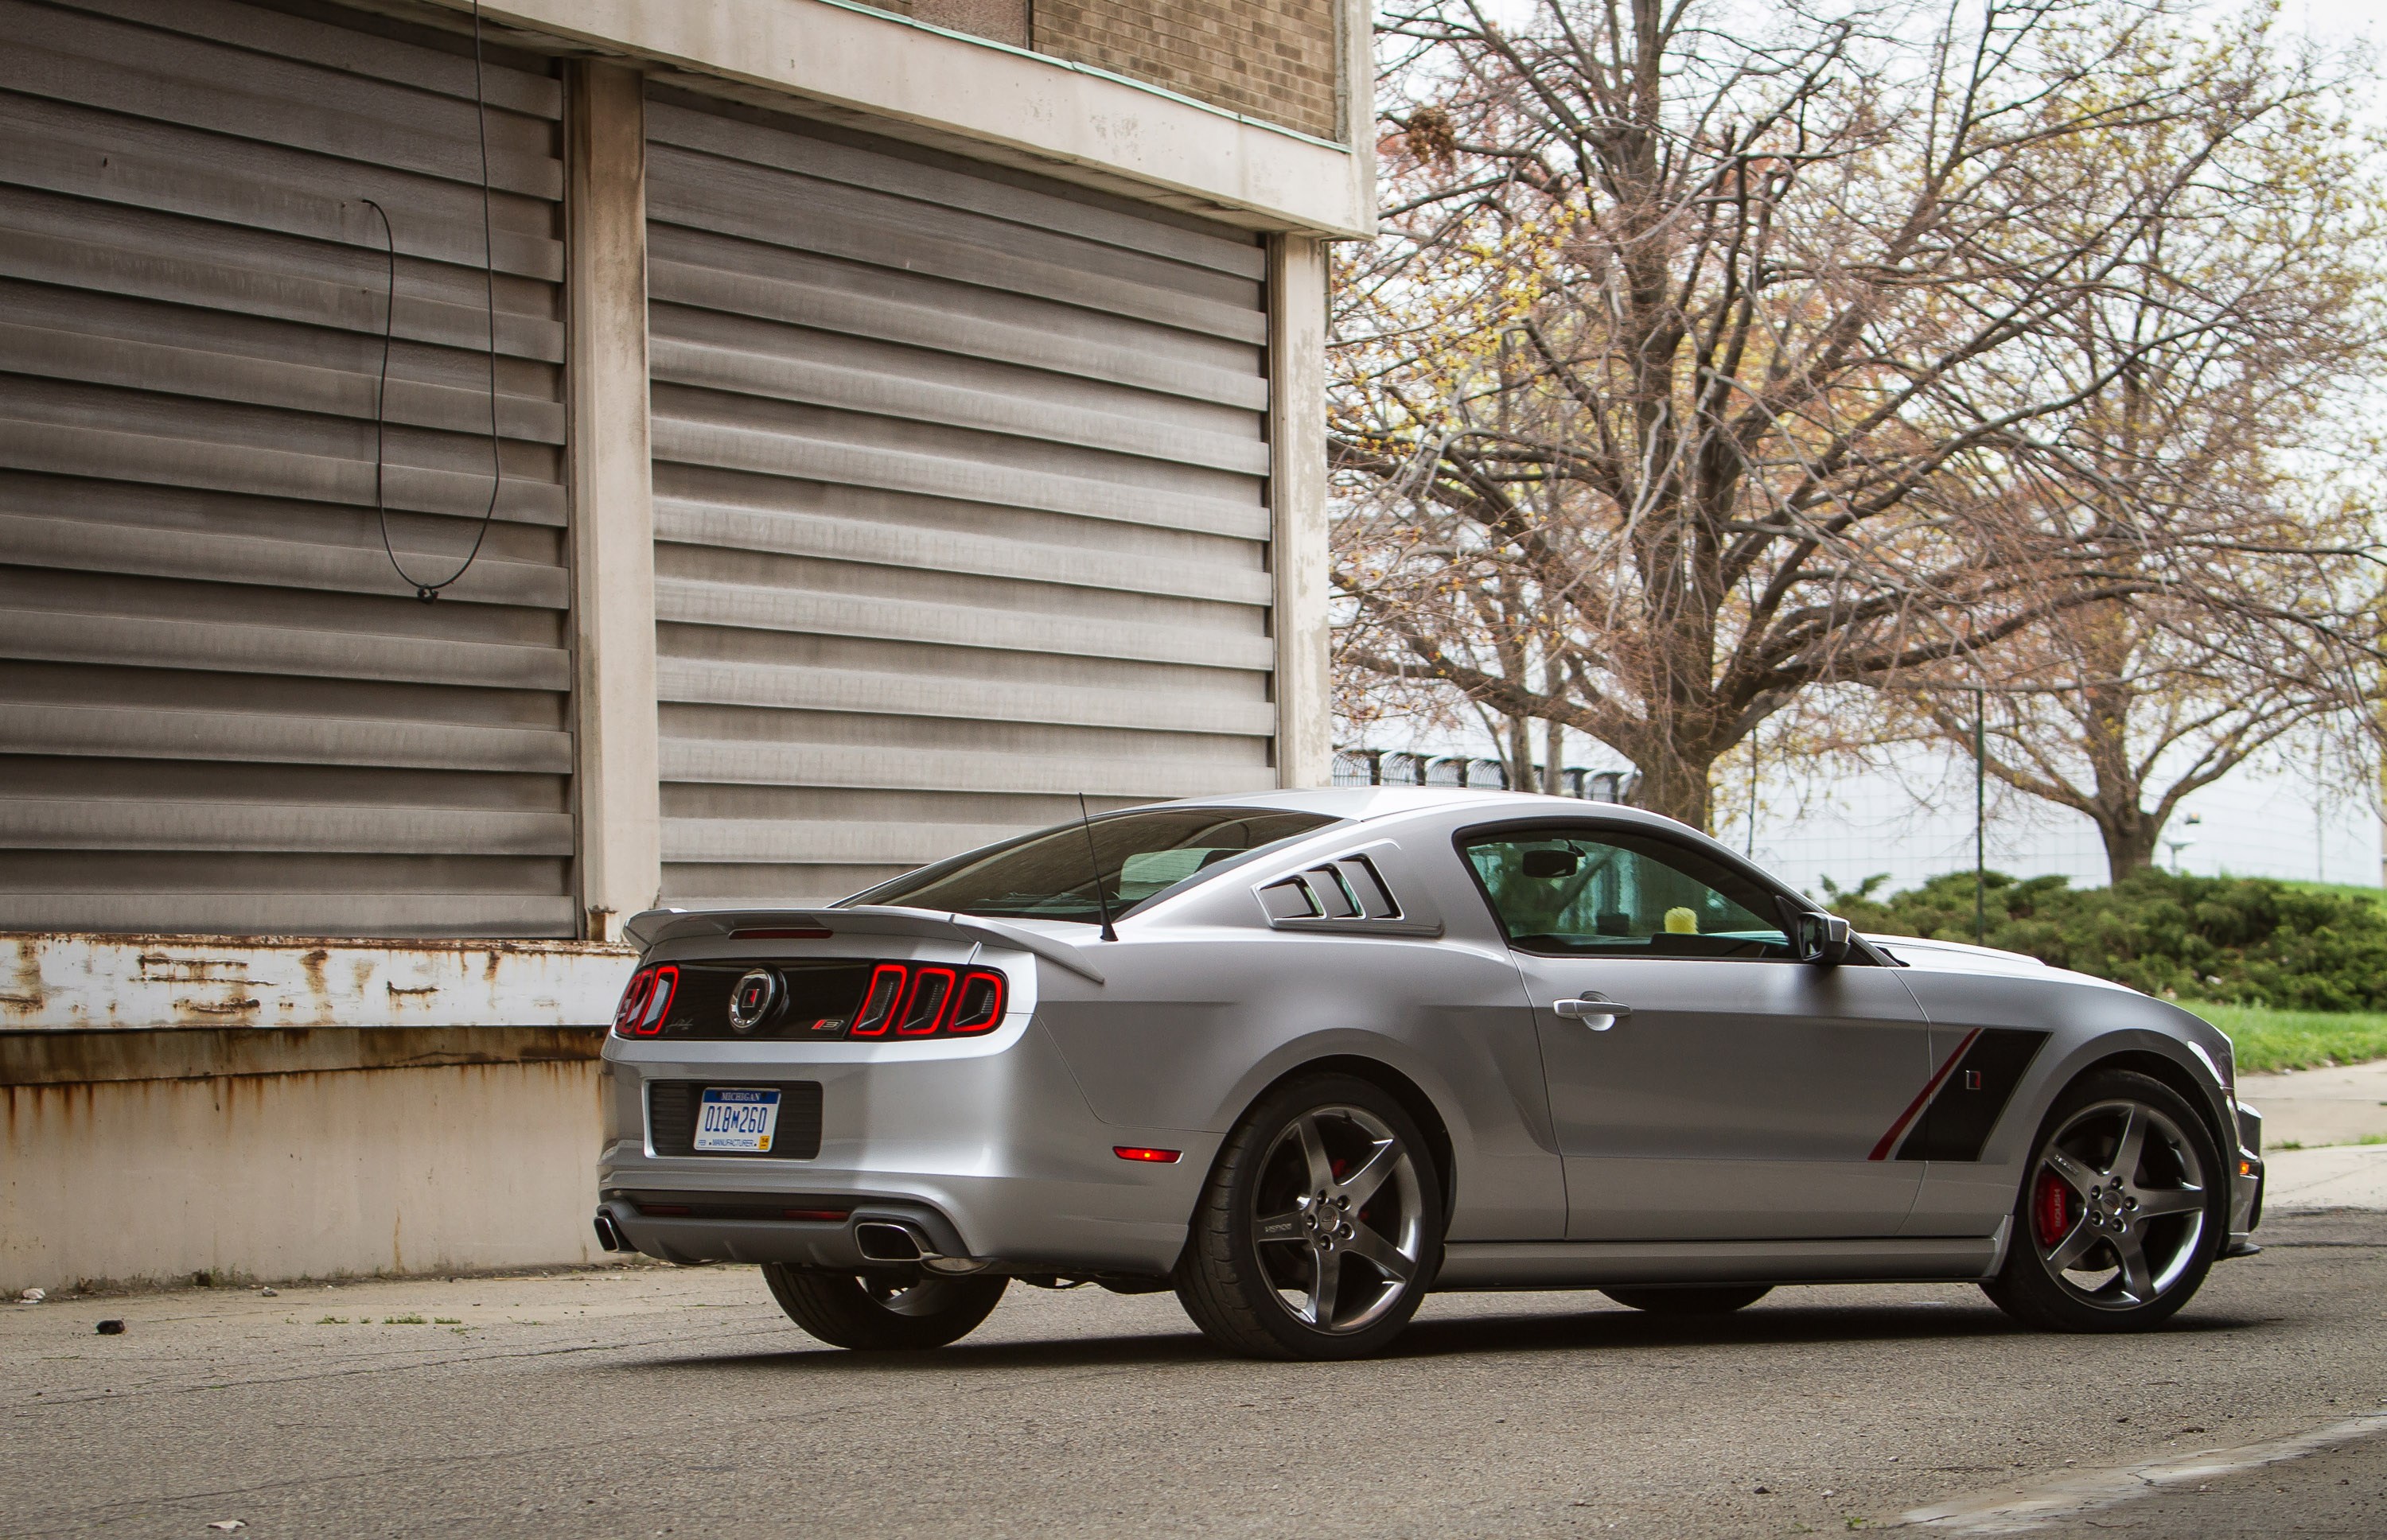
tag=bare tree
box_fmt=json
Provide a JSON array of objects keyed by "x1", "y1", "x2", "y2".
[
  {"x1": 1898, "y1": 107, "x2": 2387, "y2": 881},
  {"x1": 1332, "y1": 0, "x2": 2385, "y2": 831},
  {"x1": 1920, "y1": 603, "x2": 2373, "y2": 881}
]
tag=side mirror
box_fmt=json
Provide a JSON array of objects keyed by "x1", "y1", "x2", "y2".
[{"x1": 1789, "y1": 911, "x2": 1852, "y2": 965}]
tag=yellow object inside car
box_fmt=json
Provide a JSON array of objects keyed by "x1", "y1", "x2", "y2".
[{"x1": 1664, "y1": 907, "x2": 1699, "y2": 934}]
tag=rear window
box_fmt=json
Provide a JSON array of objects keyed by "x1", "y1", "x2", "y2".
[{"x1": 844, "y1": 808, "x2": 1341, "y2": 925}]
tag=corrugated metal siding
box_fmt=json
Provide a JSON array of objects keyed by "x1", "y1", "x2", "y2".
[
  {"x1": 0, "y1": 0, "x2": 575, "y2": 937},
  {"x1": 644, "y1": 91, "x2": 1277, "y2": 907}
]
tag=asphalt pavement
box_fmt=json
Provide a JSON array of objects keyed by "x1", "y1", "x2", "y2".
[{"x1": 5, "y1": 1210, "x2": 2384, "y2": 1539}]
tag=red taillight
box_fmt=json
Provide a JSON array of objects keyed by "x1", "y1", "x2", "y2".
[
  {"x1": 612, "y1": 964, "x2": 677, "y2": 1036},
  {"x1": 849, "y1": 963, "x2": 908, "y2": 1036},
  {"x1": 1114, "y1": 1146, "x2": 1182, "y2": 1163},
  {"x1": 845, "y1": 963, "x2": 1007, "y2": 1039},
  {"x1": 612, "y1": 970, "x2": 652, "y2": 1035},
  {"x1": 948, "y1": 970, "x2": 1007, "y2": 1034},
  {"x1": 896, "y1": 966, "x2": 958, "y2": 1035}
]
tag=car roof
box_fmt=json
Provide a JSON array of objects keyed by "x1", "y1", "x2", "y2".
[{"x1": 1165, "y1": 785, "x2": 1699, "y2": 835}]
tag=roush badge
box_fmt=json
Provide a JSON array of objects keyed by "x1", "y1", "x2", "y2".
[{"x1": 727, "y1": 969, "x2": 781, "y2": 1034}]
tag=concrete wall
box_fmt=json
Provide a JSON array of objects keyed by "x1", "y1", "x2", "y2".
[
  {"x1": 2, "y1": 938, "x2": 635, "y2": 1292},
  {"x1": 2, "y1": 1029, "x2": 606, "y2": 1294}
]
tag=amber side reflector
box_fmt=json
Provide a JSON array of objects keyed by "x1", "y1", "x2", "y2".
[
  {"x1": 732, "y1": 927, "x2": 832, "y2": 939},
  {"x1": 1114, "y1": 1146, "x2": 1182, "y2": 1163},
  {"x1": 2241, "y1": 1161, "x2": 2256, "y2": 1176}
]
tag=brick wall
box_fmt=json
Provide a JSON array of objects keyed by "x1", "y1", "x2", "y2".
[
  {"x1": 865, "y1": 0, "x2": 1344, "y2": 141},
  {"x1": 1035, "y1": 2, "x2": 1342, "y2": 141},
  {"x1": 897, "y1": 0, "x2": 1031, "y2": 48}
]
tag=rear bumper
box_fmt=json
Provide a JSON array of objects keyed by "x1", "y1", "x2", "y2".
[
  {"x1": 596, "y1": 1192, "x2": 971, "y2": 1269},
  {"x1": 596, "y1": 1018, "x2": 1215, "y2": 1277}
]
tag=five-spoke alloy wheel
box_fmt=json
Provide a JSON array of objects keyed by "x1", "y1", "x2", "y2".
[
  {"x1": 1176, "y1": 1073, "x2": 1443, "y2": 1359},
  {"x1": 1983, "y1": 1068, "x2": 2222, "y2": 1332}
]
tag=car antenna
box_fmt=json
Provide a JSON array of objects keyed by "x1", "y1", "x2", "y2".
[{"x1": 1077, "y1": 792, "x2": 1119, "y2": 942}]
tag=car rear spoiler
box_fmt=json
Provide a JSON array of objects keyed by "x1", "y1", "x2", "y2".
[{"x1": 621, "y1": 905, "x2": 1106, "y2": 984}]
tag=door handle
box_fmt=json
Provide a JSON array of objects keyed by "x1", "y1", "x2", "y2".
[{"x1": 1553, "y1": 997, "x2": 1632, "y2": 1030}]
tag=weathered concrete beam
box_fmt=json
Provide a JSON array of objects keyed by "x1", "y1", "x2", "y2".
[
  {"x1": 1269, "y1": 234, "x2": 1331, "y2": 789},
  {"x1": 2, "y1": 935, "x2": 634, "y2": 1032},
  {"x1": 567, "y1": 59, "x2": 663, "y2": 943},
  {"x1": 419, "y1": 0, "x2": 1376, "y2": 238}
]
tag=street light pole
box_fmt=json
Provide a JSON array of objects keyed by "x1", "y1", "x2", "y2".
[{"x1": 1975, "y1": 687, "x2": 1987, "y2": 945}]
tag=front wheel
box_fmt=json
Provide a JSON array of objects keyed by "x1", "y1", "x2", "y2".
[
  {"x1": 1174, "y1": 1073, "x2": 1444, "y2": 1359},
  {"x1": 1980, "y1": 1069, "x2": 2222, "y2": 1332},
  {"x1": 1601, "y1": 1285, "x2": 1772, "y2": 1315},
  {"x1": 761, "y1": 1265, "x2": 1007, "y2": 1350}
]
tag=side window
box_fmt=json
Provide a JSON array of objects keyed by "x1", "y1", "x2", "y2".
[{"x1": 1459, "y1": 827, "x2": 1793, "y2": 959}]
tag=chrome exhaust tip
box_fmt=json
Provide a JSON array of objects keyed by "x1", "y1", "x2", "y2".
[
  {"x1": 592, "y1": 1211, "x2": 625, "y2": 1252},
  {"x1": 854, "y1": 1220, "x2": 927, "y2": 1262}
]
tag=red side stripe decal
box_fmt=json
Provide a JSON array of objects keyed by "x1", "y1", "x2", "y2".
[{"x1": 1869, "y1": 1028, "x2": 1980, "y2": 1161}]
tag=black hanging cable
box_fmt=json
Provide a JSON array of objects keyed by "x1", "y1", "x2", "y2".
[
  {"x1": 1077, "y1": 793, "x2": 1119, "y2": 943},
  {"x1": 371, "y1": 0, "x2": 502, "y2": 603}
]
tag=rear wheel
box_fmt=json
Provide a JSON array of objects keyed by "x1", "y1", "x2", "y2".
[
  {"x1": 1980, "y1": 1069, "x2": 2222, "y2": 1332},
  {"x1": 1601, "y1": 1285, "x2": 1772, "y2": 1315},
  {"x1": 761, "y1": 1264, "x2": 1007, "y2": 1350},
  {"x1": 1174, "y1": 1073, "x2": 1443, "y2": 1360}
]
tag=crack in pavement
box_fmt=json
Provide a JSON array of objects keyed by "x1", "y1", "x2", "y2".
[{"x1": 1885, "y1": 1408, "x2": 2387, "y2": 1534}]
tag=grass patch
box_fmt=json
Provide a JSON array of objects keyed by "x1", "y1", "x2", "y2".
[
  {"x1": 2190, "y1": 1003, "x2": 2387, "y2": 1074},
  {"x1": 2276, "y1": 880, "x2": 2387, "y2": 908}
]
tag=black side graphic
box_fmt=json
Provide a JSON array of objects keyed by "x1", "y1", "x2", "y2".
[{"x1": 1894, "y1": 1029, "x2": 2050, "y2": 1162}]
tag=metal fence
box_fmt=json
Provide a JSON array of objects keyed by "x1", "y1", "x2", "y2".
[{"x1": 1331, "y1": 750, "x2": 1626, "y2": 801}]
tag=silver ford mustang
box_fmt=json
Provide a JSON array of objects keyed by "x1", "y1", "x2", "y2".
[{"x1": 594, "y1": 788, "x2": 2264, "y2": 1359}]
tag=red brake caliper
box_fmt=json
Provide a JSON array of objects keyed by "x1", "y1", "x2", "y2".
[{"x1": 2034, "y1": 1169, "x2": 2072, "y2": 1249}]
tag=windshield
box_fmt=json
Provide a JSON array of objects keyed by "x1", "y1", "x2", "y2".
[{"x1": 844, "y1": 808, "x2": 1342, "y2": 924}]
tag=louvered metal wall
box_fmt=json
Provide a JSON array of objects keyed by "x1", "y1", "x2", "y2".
[
  {"x1": 644, "y1": 91, "x2": 1279, "y2": 908},
  {"x1": 0, "y1": 0, "x2": 576, "y2": 937}
]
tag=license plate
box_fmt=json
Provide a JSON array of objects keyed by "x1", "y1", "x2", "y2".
[{"x1": 693, "y1": 1087, "x2": 781, "y2": 1153}]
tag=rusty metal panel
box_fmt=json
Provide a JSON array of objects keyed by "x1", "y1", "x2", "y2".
[
  {"x1": 0, "y1": 0, "x2": 576, "y2": 937},
  {"x1": 0, "y1": 1024, "x2": 606, "y2": 1086},
  {"x1": 2, "y1": 933, "x2": 633, "y2": 1032},
  {"x1": 644, "y1": 88, "x2": 1275, "y2": 907}
]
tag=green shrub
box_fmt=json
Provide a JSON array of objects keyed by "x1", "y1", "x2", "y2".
[{"x1": 1820, "y1": 868, "x2": 2387, "y2": 1011}]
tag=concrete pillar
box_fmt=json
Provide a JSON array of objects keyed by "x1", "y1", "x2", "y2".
[
  {"x1": 566, "y1": 61, "x2": 660, "y2": 943},
  {"x1": 1268, "y1": 233, "x2": 1333, "y2": 790}
]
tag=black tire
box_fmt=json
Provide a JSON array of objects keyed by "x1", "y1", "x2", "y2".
[
  {"x1": 761, "y1": 1264, "x2": 1007, "y2": 1350},
  {"x1": 1601, "y1": 1285, "x2": 1772, "y2": 1315},
  {"x1": 1174, "y1": 1072, "x2": 1445, "y2": 1360},
  {"x1": 1980, "y1": 1068, "x2": 2223, "y2": 1333}
]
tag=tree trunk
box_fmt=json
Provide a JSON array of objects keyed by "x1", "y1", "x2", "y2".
[
  {"x1": 2080, "y1": 673, "x2": 2160, "y2": 885},
  {"x1": 1507, "y1": 713, "x2": 1536, "y2": 792},
  {"x1": 1633, "y1": 752, "x2": 1714, "y2": 832},
  {"x1": 2096, "y1": 809, "x2": 2162, "y2": 885}
]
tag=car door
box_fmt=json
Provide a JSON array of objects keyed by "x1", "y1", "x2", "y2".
[{"x1": 1458, "y1": 822, "x2": 1934, "y2": 1242}]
